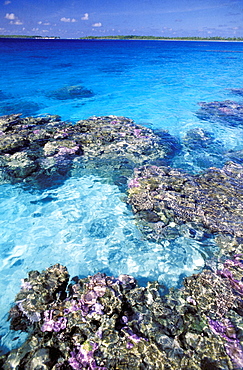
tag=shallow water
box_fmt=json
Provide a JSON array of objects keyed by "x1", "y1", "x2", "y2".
[{"x1": 0, "y1": 39, "x2": 243, "y2": 352}]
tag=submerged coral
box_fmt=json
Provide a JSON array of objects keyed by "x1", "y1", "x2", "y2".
[
  {"x1": 1, "y1": 263, "x2": 243, "y2": 369},
  {"x1": 48, "y1": 85, "x2": 94, "y2": 100},
  {"x1": 172, "y1": 127, "x2": 226, "y2": 173},
  {"x1": 1, "y1": 111, "x2": 243, "y2": 369},
  {"x1": 229, "y1": 88, "x2": 243, "y2": 97},
  {"x1": 196, "y1": 100, "x2": 243, "y2": 126},
  {"x1": 0, "y1": 99, "x2": 42, "y2": 117}
]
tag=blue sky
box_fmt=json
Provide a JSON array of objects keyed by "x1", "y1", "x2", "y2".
[{"x1": 0, "y1": 0, "x2": 242, "y2": 38}]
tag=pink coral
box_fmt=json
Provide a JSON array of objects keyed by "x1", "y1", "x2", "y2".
[
  {"x1": 41, "y1": 310, "x2": 67, "y2": 332},
  {"x1": 128, "y1": 178, "x2": 140, "y2": 188}
]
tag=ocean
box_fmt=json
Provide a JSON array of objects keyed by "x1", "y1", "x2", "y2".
[{"x1": 0, "y1": 38, "x2": 243, "y2": 353}]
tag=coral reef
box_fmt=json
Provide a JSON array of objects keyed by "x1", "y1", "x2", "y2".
[
  {"x1": 183, "y1": 128, "x2": 217, "y2": 151},
  {"x1": 172, "y1": 127, "x2": 226, "y2": 173},
  {"x1": 1, "y1": 112, "x2": 243, "y2": 369},
  {"x1": 196, "y1": 100, "x2": 243, "y2": 126},
  {"x1": 0, "y1": 99, "x2": 42, "y2": 117},
  {"x1": 127, "y1": 161, "x2": 243, "y2": 241},
  {"x1": 230, "y1": 88, "x2": 243, "y2": 97},
  {"x1": 0, "y1": 114, "x2": 179, "y2": 187},
  {"x1": 0, "y1": 114, "x2": 80, "y2": 185},
  {"x1": 1, "y1": 261, "x2": 243, "y2": 369}
]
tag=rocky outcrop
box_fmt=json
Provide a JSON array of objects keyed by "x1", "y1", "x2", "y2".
[
  {"x1": 1, "y1": 260, "x2": 243, "y2": 369},
  {"x1": 0, "y1": 114, "x2": 179, "y2": 187}
]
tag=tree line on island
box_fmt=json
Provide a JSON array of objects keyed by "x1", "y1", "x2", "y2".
[
  {"x1": 81, "y1": 35, "x2": 243, "y2": 41},
  {"x1": 0, "y1": 35, "x2": 242, "y2": 41}
]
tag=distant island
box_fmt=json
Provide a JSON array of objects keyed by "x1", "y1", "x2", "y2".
[
  {"x1": 81, "y1": 35, "x2": 243, "y2": 41},
  {"x1": 0, "y1": 35, "x2": 242, "y2": 41},
  {"x1": 0, "y1": 35, "x2": 60, "y2": 39}
]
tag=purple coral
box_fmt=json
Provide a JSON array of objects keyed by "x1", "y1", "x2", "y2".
[
  {"x1": 20, "y1": 279, "x2": 32, "y2": 291},
  {"x1": 217, "y1": 268, "x2": 243, "y2": 295},
  {"x1": 63, "y1": 274, "x2": 106, "y2": 318},
  {"x1": 208, "y1": 318, "x2": 237, "y2": 342},
  {"x1": 69, "y1": 342, "x2": 107, "y2": 370},
  {"x1": 17, "y1": 300, "x2": 41, "y2": 323},
  {"x1": 133, "y1": 128, "x2": 142, "y2": 137},
  {"x1": 128, "y1": 178, "x2": 140, "y2": 188},
  {"x1": 225, "y1": 341, "x2": 243, "y2": 369},
  {"x1": 41, "y1": 309, "x2": 67, "y2": 332},
  {"x1": 56, "y1": 145, "x2": 80, "y2": 156},
  {"x1": 208, "y1": 318, "x2": 243, "y2": 368},
  {"x1": 225, "y1": 255, "x2": 243, "y2": 269},
  {"x1": 122, "y1": 326, "x2": 148, "y2": 349}
]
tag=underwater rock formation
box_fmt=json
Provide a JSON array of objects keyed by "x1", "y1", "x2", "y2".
[
  {"x1": 1, "y1": 112, "x2": 243, "y2": 369},
  {"x1": 196, "y1": 100, "x2": 243, "y2": 126},
  {"x1": 183, "y1": 128, "x2": 221, "y2": 152},
  {"x1": 229, "y1": 88, "x2": 243, "y2": 97},
  {"x1": 71, "y1": 116, "x2": 180, "y2": 188},
  {"x1": 225, "y1": 148, "x2": 243, "y2": 165},
  {"x1": 1, "y1": 261, "x2": 243, "y2": 369},
  {"x1": 128, "y1": 161, "x2": 243, "y2": 241},
  {"x1": 172, "y1": 127, "x2": 226, "y2": 173},
  {"x1": 0, "y1": 114, "x2": 179, "y2": 187},
  {"x1": 0, "y1": 100, "x2": 42, "y2": 117},
  {"x1": 48, "y1": 85, "x2": 94, "y2": 100}
]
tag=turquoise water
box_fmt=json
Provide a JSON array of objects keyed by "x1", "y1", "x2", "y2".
[{"x1": 0, "y1": 39, "x2": 243, "y2": 352}]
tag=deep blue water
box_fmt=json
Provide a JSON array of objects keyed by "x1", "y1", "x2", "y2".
[{"x1": 0, "y1": 38, "x2": 243, "y2": 352}]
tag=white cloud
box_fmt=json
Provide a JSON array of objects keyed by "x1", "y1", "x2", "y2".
[
  {"x1": 5, "y1": 12, "x2": 23, "y2": 25},
  {"x1": 60, "y1": 17, "x2": 77, "y2": 23},
  {"x1": 4, "y1": 1, "x2": 11, "y2": 5},
  {"x1": 5, "y1": 12, "x2": 16, "y2": 20},
  {"x1": 43, "y1": 22, "x2": 50, "y2": 25},
  {"x1": 81, "y1": 13, "x2": 89, "y2": 20},
  {"x1": 10, "y1": 19, "x2": 23, "y2": 25},
  {"x1": 92, "y1": 22, "x2": 102, "y2": 27},
  {"x1": 38, "y1": 21, "x2": 42, "y2": 24}
]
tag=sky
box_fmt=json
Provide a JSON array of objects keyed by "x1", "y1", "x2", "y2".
[{"x1": 0, "y1": 0, "x2": 242, "y2": 38}]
